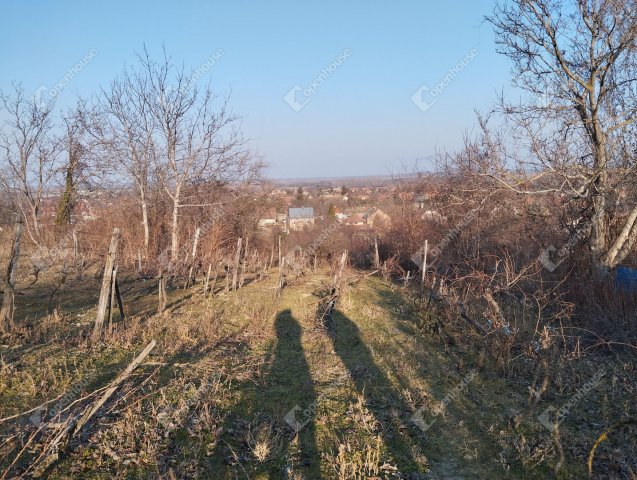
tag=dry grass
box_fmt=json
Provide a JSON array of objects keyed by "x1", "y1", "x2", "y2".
[{"x1": 0, "y1": 267, "x2": 635, "y2": 479}]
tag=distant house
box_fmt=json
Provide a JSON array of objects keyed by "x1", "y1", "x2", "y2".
[
  {"x1": 257, "y1": 209, "x2": 278, "y2": 229},
  {"x1": 364, "y1": 208, "x2": 391, "y2": 229},
  {"x1": 345, "y1": 213, "x2": 367, "y2": 226},
  {"x1": 287, "y1": 207, "x2": 314, "y2": 231},
  {"x1": 343, "y1": 207, "x2": 391, "y2": 231}
]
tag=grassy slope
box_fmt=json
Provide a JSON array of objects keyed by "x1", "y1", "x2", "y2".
[{"x1": 2, "y1": 267, "x2": 622, "y2": 478}]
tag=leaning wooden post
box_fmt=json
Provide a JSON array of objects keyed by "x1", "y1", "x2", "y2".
[
  {"x1": 421, "y1": 240, "x2": 428, "y2": 288},
  {"x1": 92, "y1": 228, "x2": 120, "y2": 342},
  {"x1": 231, "y1": 237, "x2": 242, "y2": 291},
  {"x1": 0, "y1": 216, "x2": 24, "y2": 333},
  {"x1": 73, "y1": 340, "x2": 156, "y2": 436}
]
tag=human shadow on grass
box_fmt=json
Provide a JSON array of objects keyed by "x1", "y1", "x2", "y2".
[
  {"x1": 329, "y1": 308, "x2": 423, "y2": 475},
  {"x1": 260, "y1": 309, "x2": 320, "y2": 477},
  {"x1": 207, "y1": 309, "x2": 320, "y2": 479}
]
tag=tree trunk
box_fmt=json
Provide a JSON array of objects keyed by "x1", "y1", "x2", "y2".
[
  {"x1": 0, "y1": 217, "x2": 24, "y2": 333},
  {"x1": 602, "y1": 204, "x2": 637, "y2": 269},
  {"x1": 170, "y1": 200, "x2": 180, "y2": 261},
  {"x1": 191, "y1": 227, "x2": 201, "y2": 259},
  {"x1": 588, "y1": 126, "x2": 609, "y2": 275},
  {"x1": 141, "y1": 197, "x2": 150, "y2": 253},
  {"x1": 590, "y1": 185, "x2": 609, "y2": 274},
  {"x1": 170, "y1": 184, "x2": 182, "y2": 261},
  {"x1": 31, "y1": 203, "x2": 40, "y2": 239}
]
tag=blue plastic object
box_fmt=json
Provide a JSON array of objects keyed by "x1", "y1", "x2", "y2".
[{"x1": 615, "y1": 266, "x2": 637, "y2": 293}]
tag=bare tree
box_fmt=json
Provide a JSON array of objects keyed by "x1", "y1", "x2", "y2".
[
  {"x1": 91, "y1": 67, "x2": 156, "y2": 253},
  {"x1": 487, "y1": 0, "x2": 637, "y2": 274},
  {"x1": 139, "y1": 48, "x2": 250, "y2": 261},
  {"x1": 0, "y1": 83, "x2": 59, "y2": 245}
]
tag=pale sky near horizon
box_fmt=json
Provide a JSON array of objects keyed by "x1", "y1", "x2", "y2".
[{"x1": 0, "y1": 1, "x2": 513, "y2": 179}]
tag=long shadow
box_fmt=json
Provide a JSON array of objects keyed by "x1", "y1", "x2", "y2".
[
  {"x1": 330, "y1": 308, "x2": 422, "y2": 475},
  {"x1": 207, "y1": 309, "x2": 320, "y2": 478},
  {"x1": 259, "y1": 309, "x2": 320, "y2": 477}
]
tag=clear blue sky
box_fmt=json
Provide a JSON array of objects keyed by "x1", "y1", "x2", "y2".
[{"x1": 0, "y1": 0, "x2": 512, "y2": 179}]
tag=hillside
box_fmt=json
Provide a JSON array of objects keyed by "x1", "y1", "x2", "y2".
[{"x1": 1, "y1": 267, "x2": 634, "y2": 479}]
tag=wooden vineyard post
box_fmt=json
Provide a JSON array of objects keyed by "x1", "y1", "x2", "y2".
[
  {"x1": 92, "y1": 228, "x2": 120, "y2": 342},
  {"x1": 158, "y1": 274, "x2": 168, "y2": 314},
  {"x1": 276, "y1": 256, "x2": 286, "y2": 297},
  {"x1": 421, "y1": 240, "x2": 428, "y2": 289},
  {"x1": 373, "y1": 236, "x2": 380, "y2": 269},
  {"x1": 203, "y1": 263, "x2": 212, "y2": 296},
  {"x1": 231, "y1": 237, "x2": 242, "y2": 291},
  {"x1": 186, "y1": 227, "x2": 201, "y2": 288},
  {"x1": 278, "y1": 235, "x2": 282, "y2": 267},
  {"x1": 0, "y1": 215, "x2": 24, "y2": 333}
]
